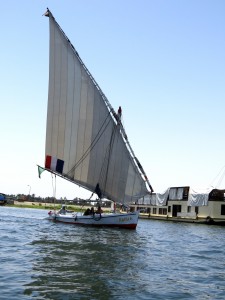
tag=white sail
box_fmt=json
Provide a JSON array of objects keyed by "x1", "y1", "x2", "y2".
[{"x1": 44, "y1": 10, "x2": 152, "y2": 204}]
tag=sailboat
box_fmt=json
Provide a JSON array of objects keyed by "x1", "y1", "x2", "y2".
[{"x1": 40, "y1": 9, "x2": 153, "y2": 229}]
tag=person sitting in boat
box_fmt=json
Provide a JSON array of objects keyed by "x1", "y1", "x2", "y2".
[
  {"x1": 90, "y1": 207, "x2": 94, "y2": 215},
  {"x1": 59, "y1": 205, "x2": 66, "y2": 214},
  {"x1": 83, "y1": 208, "x2": 91, "y2": 216},
  {"x1": 95, "y1": 205, "x2": 103, "y2": 214}
]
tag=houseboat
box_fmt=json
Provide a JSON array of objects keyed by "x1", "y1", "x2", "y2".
[{"x1": 130, "y1": 186, "x2": 225, "y2": 225}]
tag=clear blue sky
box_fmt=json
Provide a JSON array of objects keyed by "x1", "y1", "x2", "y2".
[{"x1": 1, "y1": 0, "x2": 225, "y2": 199}]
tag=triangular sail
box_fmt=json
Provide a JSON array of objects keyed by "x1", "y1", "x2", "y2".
[{"x1": 44, "y1": 9, "x2": 153, "y2": 204}]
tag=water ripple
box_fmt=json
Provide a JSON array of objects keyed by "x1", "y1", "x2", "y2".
[{"x1": 1, "y1": 207, "x2": 225, "y2": 299}]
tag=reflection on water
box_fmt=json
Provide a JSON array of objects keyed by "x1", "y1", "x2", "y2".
[
  {"x1": 25, "y1": 224, "x2": 146, "y2": 299},
  {"x1": 1, "y1": 207, "x2": 225, "y2": 299}
]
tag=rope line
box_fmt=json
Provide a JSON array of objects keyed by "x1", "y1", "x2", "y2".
[{"x1": 66, "y1": 112, "x2": 112, "y2": 177}]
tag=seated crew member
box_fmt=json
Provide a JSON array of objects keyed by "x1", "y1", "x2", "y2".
[
  {"x1": 59, "y1": 205, "x2": 66, "y2": 214},
  {"x1": 83, "y1": 208, "x2": 91, "y2": 216},
  {"x1": 95, "y1": 205, "x2": 103, "y2": 214}
]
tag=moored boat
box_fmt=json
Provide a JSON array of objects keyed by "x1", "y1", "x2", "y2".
[
  {"x1": 130, "y1": 186, "x2": 225, "y2": 225},
  {"x1": 0, "y1": 193, "x2": 7, "y2": 206}
]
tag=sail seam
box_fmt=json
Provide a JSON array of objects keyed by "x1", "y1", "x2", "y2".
[{"x1": 66, "y1": 112, "x2": 112, "y2": 177}]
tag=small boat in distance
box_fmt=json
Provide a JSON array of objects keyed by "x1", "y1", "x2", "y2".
[
  {"x1": 0, "y1": 193, "x2": 7, "y2": 206},
  {"x1": 38, "y1": 9, "x2": 153, "y2": 229}
]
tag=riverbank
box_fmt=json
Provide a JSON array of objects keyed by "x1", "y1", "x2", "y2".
[
  {"x1": 6, "y1": 201, "x2": 84, "y2": 211},
  {"x1": 6, "y1": 201, "x2": 110, "y2": 212}
]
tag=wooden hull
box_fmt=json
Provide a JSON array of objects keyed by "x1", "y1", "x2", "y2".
[{"x1": 48, "y1": 211, "x2": 139, "y2": 229}]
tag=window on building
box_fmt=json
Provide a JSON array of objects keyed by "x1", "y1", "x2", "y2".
[
  {"x1": 183, "y1": 187, "x2": 189, "y2": 199},
  {"x1": 153, "y1": 207, "x2": 157, "y2": 214},
  {"x1": 195, "y1": 207, "x2": 199, "y2": 215},
  {"x1": 187, "y1": 206, "x2": 191, "y2": 213},
  {"x1": 221, "y1": 205, "x2": 225, "y2": 215},
  {"x1": 168, "y1": 206, "x2": 171, "y2": 213},
  {"x1": 159, "y1": 208, "x2": 167, "y2": 215}
]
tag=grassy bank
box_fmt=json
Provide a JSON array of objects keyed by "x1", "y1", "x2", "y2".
[
  {"x1": 6, "y1": 201, "x2": 110, "y2": 212},
  {"x1": 7, "y1": 201, "x2": 84, "y2": 212}
]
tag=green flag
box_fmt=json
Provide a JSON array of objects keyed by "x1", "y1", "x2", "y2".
[{"x1": 38, "y1": 166, "x2": 45, "y2": 178}]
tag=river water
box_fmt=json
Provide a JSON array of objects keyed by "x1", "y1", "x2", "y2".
[{"x1": 1, "y1": 207, "x2": 225, "y2": 299}]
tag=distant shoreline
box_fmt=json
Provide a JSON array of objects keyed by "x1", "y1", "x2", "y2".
[
  {"x1": 6, "y1": 201, "x2": 109, "y2": 212},
  {"x1": 6, "y1": 201, "x2": 83, "y2": 211}
]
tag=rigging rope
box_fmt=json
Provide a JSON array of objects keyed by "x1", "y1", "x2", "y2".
[
  {"x1": 210, "y1": 165, "x2": 225, "y2": 188},
  {"x1": 100, "y1": 123, "x2": 118, "y2": 197},
  {"x1": 66, "y1": 112, "x2": 112, "y2": 177},
  {"x1": 51, "y1": 173, "x2": 57, "y2": 211}
]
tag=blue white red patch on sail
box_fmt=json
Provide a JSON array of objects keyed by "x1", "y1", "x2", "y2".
[{"x1": 45, "y1": 155, "x2": 64, "y2": 173}]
